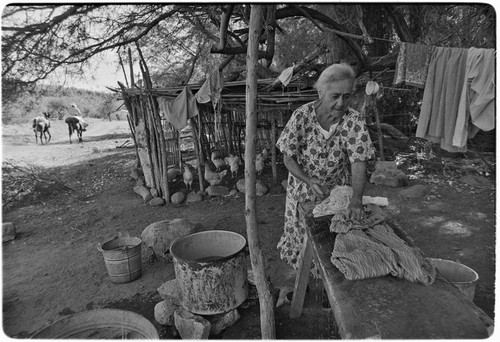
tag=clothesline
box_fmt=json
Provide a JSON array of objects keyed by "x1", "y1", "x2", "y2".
[{"x1": 320, "y1": 26, "x2": 496, "y2": 55}]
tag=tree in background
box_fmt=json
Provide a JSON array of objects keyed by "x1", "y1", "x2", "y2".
[
  {"x1": 2, "y1": 4, "x2": 494, "y2": 102},
  {"x1": 46, "y1": 98, "x2": 67, "y2": 120}
]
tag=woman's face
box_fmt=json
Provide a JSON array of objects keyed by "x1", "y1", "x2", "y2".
[{"x1": 318, "y1": 78, "x2": 354, "y2": 117}]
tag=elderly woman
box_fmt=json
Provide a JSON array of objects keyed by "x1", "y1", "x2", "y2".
[{"x1": 276, "y1": 63, "x2": 374, "y2": 272}]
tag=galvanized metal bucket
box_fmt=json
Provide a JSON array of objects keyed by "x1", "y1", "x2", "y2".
[
  {"x1": 98, "y1": 236, "x2": 142, "y2": 284},
  {"x1": 428, "y1": 258, "x2": 479, "y2": 301},
  {"x1": 170, "y1": 230, "x2": 248, "y2": 315},
  {"x1": 31, "y1": 309, "x2": 158, "y2": 339}
]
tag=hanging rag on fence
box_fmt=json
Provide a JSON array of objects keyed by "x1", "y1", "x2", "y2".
[
  {"x1": 195, "y1": 69, "x2": 223, "y2": 105},
  {"x1": 453, "y1": 48, "x2": 496, "y2": 148},
  {"x1": 195, "y1": 70, "x2": 224, "y2": 133},
  {"x1": 416, "y1": 47, "x2": 469, "y2": 152},
  {"x1": 158, "y1": 87, "x2": 199, "y2": 131},
  {"x1": 393, "y1": 43, "x2": 436, "y2": 88},
  {"x1": 278, "y1": 66, "x2": 294, "y2": 87}
]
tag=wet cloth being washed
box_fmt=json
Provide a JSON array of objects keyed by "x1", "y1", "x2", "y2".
[
  {"x1": 320, "y1": 187, "x2": 436, "y2": 285},
  {"x1": 330, "y1": 220, "x2": 436, "y2": 285}
]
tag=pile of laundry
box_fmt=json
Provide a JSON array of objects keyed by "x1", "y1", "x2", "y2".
[{"x1": 313, "y1": 186, "x2": 436, "y2": 285}]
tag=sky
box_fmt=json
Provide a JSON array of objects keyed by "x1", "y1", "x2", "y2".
[{"x1": 44, "y1": 51, "x2": 130, "y2": 93}]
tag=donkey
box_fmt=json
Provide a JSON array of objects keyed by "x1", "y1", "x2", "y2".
[
  {"x1": 65, "y1": 116, "x2": 86, "y2": 144},
  {"x1": 32, "y1": 112, "x2": 51, "y2": 144}
]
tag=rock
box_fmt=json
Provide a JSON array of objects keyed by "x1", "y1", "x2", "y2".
[
  {"x1": 174, "y1": 307, "x2": 211, "y2": 339},
  {"x1": 2, "y1": 222, "x2": 16, "y2": 242},
  {"x1": 186, "y1": 191, "x2": 203, "y2": 203},
  {"x1": 256, "y1": 180, "x2": 268, "y2": 196},
  {"x1": 281, "y1": 179, "x2": 288, "y2": 191},
  {"x1": 236, "y1": 179, "x2": 245, "y2": 193},
  {"x1": 158, "y1": 279, "x2": 182, "y2": 304},
  {"x1": 229, "y1": 188, "x2": 239, "y2": 196},
  {"x1": 133, "y1": 185, "x2": 153, "y2": 202},
  {"x1": 206, "y1": 185, "x2": 229, "y2": 197},
  {"x1": 167, "y1": 168, "x2": 182, "y2": 180},
  {"x1": 149, "y1": 197, "x2": 165, "y2": 206},
  {"x1": 154, "y1": 299, "x2": 178, "y2": 326},
  {"x1": 171, "y1": 191, "x2": 186, "y2": 204},
  {"x1": 369, "y1": 161, "x2": 408, "y2": 187},
  {"x1": 439, "y1": 221, "x2": 473, "y2": 237},
  {"x1": 208, "y1": 309, "x2": 240, "y2": 336},
  {"x1": 236, "y1": 179, "x2": 268, "y2": 196},
  {"x1": 400, "y1": 184, "x2": 429, "y2": 199},
  {"x1": 141, "y1": 219, "x2": 200, "y2": 259},
  {"x1": 460, "y1": 175, "x2": 491, "y2": 187},
  {"x1": 150, "y1": 187, "x2": 159, "y2": 198},
  {"x1": 198, "y1": 190, "x2": 207, "y2": 196}
]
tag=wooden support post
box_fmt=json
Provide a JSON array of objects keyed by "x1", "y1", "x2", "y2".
[
  {"x1": 270, "y1": 116, "x2": 277, "y2": 184},
  {"x1": 372, "y1": 94, "x2": 385, "y2": 161},
  {"x1": 246, "y1": 5, "x2": 276, "y2": 339},
  {"x1": 190, "y1": 119, "x2": 205, "y2": 193},
  {"x1": 290, "y1": 233, "x2": 313, "y2": 318}
]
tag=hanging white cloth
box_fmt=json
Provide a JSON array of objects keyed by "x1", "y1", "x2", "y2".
[
  {"x1": 452, "y1": 48, "x2": 495, "y2": 147},
  {"x1": 278, "y1": 66, "x2": 294, "y2": 86}
]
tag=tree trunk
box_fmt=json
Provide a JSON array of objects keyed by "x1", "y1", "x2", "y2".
[
  {"x1": 270, "y1": 116, "x2": 277, "y2": 184},
  {"x1": 245, "y1": 5, "x2": 276, "y2": 339}
]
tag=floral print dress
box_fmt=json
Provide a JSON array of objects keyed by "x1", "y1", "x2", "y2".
[{"x1": 276, "y1": 101, "x2": 375, "y2": 271}]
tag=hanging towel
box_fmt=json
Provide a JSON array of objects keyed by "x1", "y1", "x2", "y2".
[
  {"x1": 393, "y1": 43, "x2": 436, "y2": 88},
  {"x1": 278, "y1": 66, "x2": 294, "y2": 87},
  {"x1": 158, "y1": 87, "x2": 199, "y2": 131},
  {"x1": 453, "y1": 48, "x2": 496, "y2": 147},
  {"x1": 416, "y1": 47, "x2": 469, "y2": 152}
]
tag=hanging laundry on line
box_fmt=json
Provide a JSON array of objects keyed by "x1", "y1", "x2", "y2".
[
  {"x1": 416, "y1": 46, "x2": 495, "y2": 152},
  {"x1": 453, "y1": 47, "x2": 495, "y2": 148},
  {"x1": 393, "y1": 42, "x2": 436, "y2": 89}
]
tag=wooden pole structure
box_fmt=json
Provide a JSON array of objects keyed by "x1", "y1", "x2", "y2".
[
  {"x1": 190, "y1": 118, "x2": 205, "y2": 193},
  {"x1": 270, "y1": 115, "x2": 277, "y2": 184},
  {"x1": 371, "y1": 94, "x2": 385, "y2": 161},
  {"x1": 245, "y1": 5, "x2": 276, "y2": 339}
]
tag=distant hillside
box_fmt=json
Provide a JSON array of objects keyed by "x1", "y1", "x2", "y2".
[{"x1": 2, "y1": 84, "x2": 124, "y2": 125}]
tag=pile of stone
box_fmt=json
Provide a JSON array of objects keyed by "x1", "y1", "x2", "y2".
[
  {"x1": 155, "y1": 279, "x2": 241, "y2": 339},
  {"x1": 131, "y1": 165, "x2": 288, "y2": 207}
]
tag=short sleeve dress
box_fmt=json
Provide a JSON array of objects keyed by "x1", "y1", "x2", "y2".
[{"x1": 276, "y1": 102, "x2": 375, "y2": 271}]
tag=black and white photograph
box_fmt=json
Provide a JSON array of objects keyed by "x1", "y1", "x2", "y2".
[{"x1": 1, "y1": 2, "x2": 496, "y2": 339}]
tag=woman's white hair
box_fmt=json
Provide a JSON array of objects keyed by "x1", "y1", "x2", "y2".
[{"x1": 314, "y1": 63, "x2": 356, "y2": 93}]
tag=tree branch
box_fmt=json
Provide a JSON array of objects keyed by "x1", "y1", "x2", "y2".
[{"x1": 211, "y1": 4, "x2": 234, "y2": 52}]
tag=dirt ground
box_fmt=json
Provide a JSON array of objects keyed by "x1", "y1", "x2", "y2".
[{"x1": 1, "y1": 118, "x2": 496, "y2": 339}]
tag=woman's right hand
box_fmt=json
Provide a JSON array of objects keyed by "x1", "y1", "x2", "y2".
[{"x1": 308, "y1": 178, "x2": 328, "y2": 200}]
